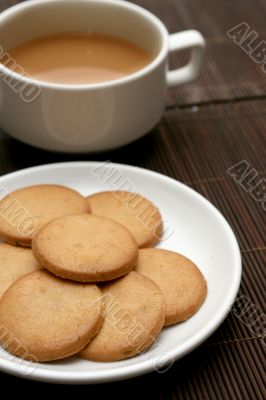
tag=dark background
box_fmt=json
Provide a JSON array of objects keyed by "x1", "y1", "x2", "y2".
[{"x1": 0, "y1": 0, "x2": 265, "y2": 398}]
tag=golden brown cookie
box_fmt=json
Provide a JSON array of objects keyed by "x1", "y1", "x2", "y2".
[
  {"x1": 32, "y1": 214, "x2": 138, "y2": 282},
  {"x1": 135, "y1": 249, "x2": 207, "y2": 326},
  {"x1": 0, "y1": 270, "x2": 103, "y2": 362},
  {"x1": 80, "y1": 271, "x2": 165, "y2": 362},
  {"x1": 0, "y1": 184, "x2": 90, "y2": 247},
  {"x1": 87, "y1": 191, "x2": 163, "y2": 248},
  {"x1": 0, "y1": 242, "x2": 41, "y2": 298}
]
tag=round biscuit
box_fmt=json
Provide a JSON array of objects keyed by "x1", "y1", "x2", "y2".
[
  {"x1": 80, "y1": 271, "x2": 165, "y2": 362},
  {"x1": 0, "y1": 243, "x2": 41, "y2": 298},
  {"x1": 0, "y1": 270, "x2": 103, "y2": 362},
  {"x1": 135, "y1": 248, "x2": 207, "y2": 325},
  {"x1": 0, "y1": 184, "x2": 90, "y2": 246},
  {"x1": 87, "y1": 191, "x2": 163, "y2": 248},
  {"x1": 32, "y1": 214, "x2": 138, "y2": 282}
]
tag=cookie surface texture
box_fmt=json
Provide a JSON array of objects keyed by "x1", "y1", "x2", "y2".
[
  {"x1": 135, "y1": 248, "x2": 207, "y2": 326},
  {"x1": 0, "y1": 270, "x2": 103, "y2": 362},
  {"x1": 80, "y1": 271, "x2": 165, "y2": 361},
  {"x1": 0, "y1": 184, "x2": 90, "y2": 246},
  {"x1": 0, "y1": 243, "x2": 41, "y2": 298},
  {"x1": 32, "y1": 214, "x2": 138, "y2": 282},
  {"x1": 87, "y1": 191, "x2": 163, "y2": 248}
]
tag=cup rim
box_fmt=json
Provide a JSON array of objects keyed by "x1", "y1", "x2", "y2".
[{"x1": 0, "y1": 0, "x2": 169, "y2": 91}]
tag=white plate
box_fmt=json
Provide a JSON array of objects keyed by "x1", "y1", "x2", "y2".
[{"x1": 0, "y1": 162, "x2": 241, "y2": 384}]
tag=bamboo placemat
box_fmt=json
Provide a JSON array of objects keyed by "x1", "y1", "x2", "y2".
[
  {"x1": 0, "y1": 0, "x2": 265, "y2": 397},
  {"x1": 133, "y1": 0, "x2": 266, "y2": 105}
]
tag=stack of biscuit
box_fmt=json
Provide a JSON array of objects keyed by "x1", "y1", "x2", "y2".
[{"x1": 0, "y1": 185, "x2": 207, "y2": 363}]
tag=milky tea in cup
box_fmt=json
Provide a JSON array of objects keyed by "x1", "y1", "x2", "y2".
[{"x1": 2, "y1": 32, "x2": 153, "y2": 84}]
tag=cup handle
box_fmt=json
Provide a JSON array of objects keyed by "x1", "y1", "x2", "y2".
[{"x1": 166, "y1": 30, "x2": 205, "y2": 87}]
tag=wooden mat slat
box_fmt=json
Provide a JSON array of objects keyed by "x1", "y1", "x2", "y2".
[
  {"x1": 193, "y1": 179, "x2": 265, "y2": 251},
  {"x1": 132, "y1": 0, "x2": 266, "y2": 105},
  {"x1": 162, "y1": 100, "x2": 266, "y2": 183},
  {"x1": 0, "y1": 0, "x2": 265, "y2": 396},
  {"x1": 167, "y1": 39, "x2": 266, "y2": 106},
  {"x1": 133, "y1": 0, "x2": 266, "y2": 35}
]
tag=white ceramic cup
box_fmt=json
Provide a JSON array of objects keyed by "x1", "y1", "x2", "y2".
[{"x1": 0, "y1": 0, "x2": 205, "y2": 152}]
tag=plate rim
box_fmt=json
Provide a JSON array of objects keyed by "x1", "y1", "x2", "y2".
[{"x1": 0, "y1": 161, "x2": 242, "y2": 384}]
